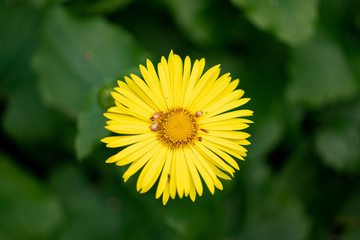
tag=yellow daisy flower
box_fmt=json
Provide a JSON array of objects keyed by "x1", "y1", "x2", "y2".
[{"x1": 102, "y1": 51, "x2": 252, "y2": 205}]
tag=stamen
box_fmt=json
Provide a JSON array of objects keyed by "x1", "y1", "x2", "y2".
[
  {"x1": 150, "y1": 111, "x2": 163, "y2": 121},
  {"x1": 195, "y1": 111, "x2": 203, "y2": 117},
  {"x1": 198, "y1": 137, "x2": 202, "y2": 142},
  {"x1": 149, "y1": 123, "x2": 158, "y2": 132},
  {"x1": 200, "y1": 128, "x2": 209, "y2": 133}
]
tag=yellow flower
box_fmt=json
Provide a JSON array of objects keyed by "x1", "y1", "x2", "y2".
[{"x1": 102, "y1": 51, "x2": 252, "y2": 205}]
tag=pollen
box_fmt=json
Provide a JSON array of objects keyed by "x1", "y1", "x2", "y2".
[{"x1": 156, "y1": 108, "x2": 198, "y2": 148}]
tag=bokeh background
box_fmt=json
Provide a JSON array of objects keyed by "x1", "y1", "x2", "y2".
[{"x1": 1, "y1": 0, "x2": 360, "y2": 239}]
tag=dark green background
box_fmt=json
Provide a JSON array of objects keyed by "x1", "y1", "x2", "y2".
[{"x1": 1, "y1": 0, "x2": 360, "y2": 239}]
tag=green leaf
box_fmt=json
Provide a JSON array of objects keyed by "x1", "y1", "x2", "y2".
[
  {"x1": 241, "y1": 178, "x2": 310, "y2": 240},
  {"x1": 50, "y1": 166, "x2": 122, "y2": 240},
  {"x1": 32, "y1": 6, "x2": 145, "y2": 117},
  {"x1": 2, "y1": 75, "x2": 61, "y2": 144},
  {"x1": 315, "y1": 126, "x2": 360, "y2": 173},
  {"x1": 75, "y1": 90, "x2": 108, "y2": 159},
  {"x1": 161, "y1": 0, "x2": 213, "y2": 46},
  {"x1": 315, "y1": 100, "x2": 360, "y2": 173},
  {"x1": 286, "y1": 32, "x2": 357, "y2": 107},
  {"x1": 0, "y1": 1, "x2": 45, "y2": 92},
  {"x1": 338, "y1": 188, "x2": 360, "y2": 240},
  {"x1": 231, "y1": 0, "x2": 318, "y2": 46},
  {"x1": 342, "y1": 230, "x2": 360, "y2": 240},
  {"x1": 68, "y1": 0, "x2": 135, "y2": 14},
  {"x1": 0, "y1": 154, "x2": 63, "y2": 240}
]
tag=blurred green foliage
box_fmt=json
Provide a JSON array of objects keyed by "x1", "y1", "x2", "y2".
[{"x1": 1, "y1": 0, "x2": 360, "y2": 239}]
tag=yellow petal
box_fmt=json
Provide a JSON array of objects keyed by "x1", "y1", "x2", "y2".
[
  {"x1": 180, "y1": 56, "x2": 191, "y2": 106},
  {"x1": 209, "y1": 130, "x2": 251, "y2": 140},
  {"x1": 199, "y1": 110, "x2": 253, "y2": 124},
  {"x1": 190, "y1": 73, "x2": 230, "y2": 112},
  {"x1": 176, "y1": 149, "x2": 184, "y2": 198},
  {"x1": 187, "y1": 65, "x2": 220, "y2": 109},
  {"x1": 162, "y1": 184, "x2": 170, "y2": 205},
  {"x1": 201, "y1": 139, "x2": 240, "y2": 170},
  {"x1": 137, "y1": 146, "x2": 167, "y2": 193},
  {"x1": 205, "y1": 98, "x2": 251, "y2": 119},
  {"x1": 140, "y1": 62, "x2": 167, "y2": 109},
  {"x1": 156, "y1": 149, "x2": 172, "y2": 199},
  {"x1": 201, "y1": 120, "x2": 250, "y2": 131},
  {"x1": 182, "y1": 60, "x2": 200, "y2": 108},
  {"x1": 105, "y1": 137, "x2": 156, "y2": 163},
  {"x1": 115, "y1": 87, "x2": 155, "y2": 114},
  {"x1": 188, "y1": 146, "x2": 216, "y2": 194},
  {"x1": 101, "y1": 133, "x2": 153, "y2": 148},
  {"x1": 203, "y1": 134, "x2": 248, "y2": 153},
  {"x1": 183, "y1": 148, "x2": 203, "y2": 196},
  {"x1": 158, "y1": 57, "x2": 172, "y2": 108},
  {"x1": 169, "y1": 150, "x2": 177, "y2": 199},
  {"x1": 111, "y1": 91, "x2": 152, "y2": 118},
  {"x1": 125, "y1": 76, "x2": 162, "y2": 111},
  {"x1": 122, "y1": 143, "x2": 162, "y2": 182},
  {"x1": 194, "y1": 143, "x2": 235, "y2": 177}
]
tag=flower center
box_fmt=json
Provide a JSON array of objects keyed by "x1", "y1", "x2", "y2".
[{"x1": 157, "y1": 108, "x2": 198, "y2": 148}]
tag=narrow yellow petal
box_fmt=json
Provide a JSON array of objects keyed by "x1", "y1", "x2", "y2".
[
  {"x1": 188, "y1": 146, "x2": 215, "y2": 194},
  {"x1": 201, "y1": 138, "x2": 245, "y2": 160},
  {"x1": 180, "y1": 149, "x2": 190, "y2": 197},
  {"x1": 111, "y1": 91, "x2": 152, "y2": 117},
  {"x1": 194, "y1": 143, "x2": 235, "y2": 177},
  {"x1": 115, "y1": 140, "x2": 158, "y2": 167},
  {"x1": 180, "y1": 56, "x2": 191, "y2": 106},
  {"x1": 209, "y1": 130, "x2": 251, "y2": 140},
  {"x1": 204, "y1": 90, "x2": 244, "y2": 114},
  {"x1": 201, "y1": 79, "x2": 239, "y2": 112},
  {"x1": 190, "y1": 73, "x2": 231, "y2": 112},
  {"x1": 140, "y1": 62, "x2": 167, "y2": 109},
  {"x1": 207, "y1": 161, "x2": 231, "y2": 181},
  {"x1": 101, "y1": 133, "x2": 153, "y2": 148},
  {"x1": 156, "y1": 149, "x2": 172, "y2": 199},
  {"x1": 139, "y1": 146, "x2": 167, "y2": 193},
  {"x1": 201, "y1": 121, "x2": 249, "y2": 131},
  {"x1": 104, "y1": 112, "x2": 149, "y2": 124},
  {"x1": 201, "y1": 139, "x2": 240, "y2": 170},
  {"x1": 187, "y1": 65, "x2": 220, "y2": 109},
  {"x1": 105, "y1": 124, "x2": 149, "y2": 135},
  {"x1": 197, "y1": 58, "x2": 206, "y2": 81},
  {"x1": 137, "y1": 147, "x2": 166, "y2": 193},
  {"x1": 182, "y1": 60, "x2": 200, "y2": 108},
  {"x1": 169, "y1": 150, "x2": 177, "y2": 199},
  {"x1": 115, "y1": 87, "x2": 155, "y2": 114},
  {"x1": 234, "y1": 139, "x2": 251, "y2": 145},
  {"x1": 112, "y1": 101, "x2": 149, "y2": 121},
  {"x1": 205, "y1": 98, "x2": 251, "y2": 119},
  {"x1": 183, "y1": 148, "x2": 203, "y2": 196},
  {"x1": 189, "y1": 177, "x2": 196, "y2": 202},
  {"x1": 106, "y1": 107, "x2": 121, "y2": 114},
  {"x1": 162, "y1": 184, "x2": 170, "y2": 205},
  {"x1": 167, "y1": 51, "x2": 176, "y2": 107},
  {"x1": 203, "y1": 134, "x2": 248, "y2": 153},
  {"x1": 105, "y1": 137, "x2": 155, "y2": 163},
  {"x1": 176, "y1": 149, "x2": 184, "y2": 198},
  {"x1": 173, "y1": 54, "x2": 183, "y2": 107},
  {"x1": 125, "y1": 75, "x2": 162, "y2": 111},
  {"x1": 199, "y1": 110, "x2": 253, "y2": 124},
  {"x1": 158, "y1": 57, "x2": 172, "y2": 108},
  {"x1": 122, "y1": 143, "x2": 162, "y2": 182}
]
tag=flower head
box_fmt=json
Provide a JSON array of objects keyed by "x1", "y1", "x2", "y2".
[{"x1": 102, "y1": 51, "x2": 252, "y2": 204}]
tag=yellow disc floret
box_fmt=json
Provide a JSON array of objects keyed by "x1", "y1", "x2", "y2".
[{"x1": 156, "y1": 108, "x2": 198, "y2": 148}]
